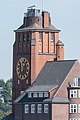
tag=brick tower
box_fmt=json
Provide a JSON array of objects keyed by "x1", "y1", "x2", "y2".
[{"x1": 12, "y1": 5, "x2": 64, "y2": 105}]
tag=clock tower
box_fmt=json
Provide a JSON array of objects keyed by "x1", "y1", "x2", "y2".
[{"x1": 12, "y1": 5, "x2": 64, "y2": 104}]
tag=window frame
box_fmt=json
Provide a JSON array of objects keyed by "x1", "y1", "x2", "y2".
[
  {"x1": 25, "y1": 104, "x2": 29, "y2": 113},
  {"x1": 31, "y1": 104, "x2": 35, "y2": 113},
  {"x1": 33, "y1": 92, "x2": 38, "y2": 98},
  {"x1": 44, "y1": 104, "x2": 49, "y2": 113},
  {"x1": 28, "y1": 92, "x2": 32, "y2": 98},
  {"x1": 70, "y1": 104, "x2": 77, "y2": 113},
  {"x1": 38, "y1": 32, "x2": 42, "y2": 40},
  {"x1": 44, "y1": 92, "x2": 49, "y2": 97},
  {"x1": 37, "y1": 104, "x2": 42, "y2": 113},
  {"x1": 39, "y1": 92, "x2": 43, "y2": 97},
  {"x1": 70, "y1": 90, "x2": 77, "y2": 98},
  {"x1": 70, "y1": 119, "x2": 77, "y2": 120},
  {"x1": 50, "y1": 33, "x2": 54, "y2": 41}
]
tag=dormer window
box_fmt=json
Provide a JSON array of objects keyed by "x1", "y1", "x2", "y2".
[
  {"x1": 44, "y1": 92, "x2": 49, "y2": 97},
  {"x1": 72, "y1": 78, "x2": 80, "y2": 87},
  {"x1": 39, "y1": 92, "x2": 43, "y2": 97},
  {"x1": 28, "y1": 92, "x2": 32, "y2": 98},
  {"x1": 33, "y1": 92, "x2": 38, "y2": 97}
]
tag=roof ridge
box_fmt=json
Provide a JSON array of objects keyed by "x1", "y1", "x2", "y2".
[{"x1": 46, "y1": 59, "x2": 77, "y2": 63}]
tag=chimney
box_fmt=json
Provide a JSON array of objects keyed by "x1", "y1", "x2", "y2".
[{"x1": 42, "y1": 11, "x2": 51, "y2": 28}]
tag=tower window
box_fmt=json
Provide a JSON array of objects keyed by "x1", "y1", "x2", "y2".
[
  {"x1": 18, "y1": 34, "x2": 21, "y2": 42},
  {"x1": 50, "y1": 33, "x2": 54, "y2": 41},
  {"x1": 37, "y1": 104, "x2": 42, "y2": 113},
  {"x1": 44, "y1": 104, "x2": 49, "y2": 113},
  {"x1": 18, "y1": 80, "x2": 20, "y2": 85},
  {"x1": 31, "y1": 104, "x2": 35, "y2": 113},
  {"x1": 26, "y1": 79, "x2": 28, "y2": 84},
  {"x1": 25, "y1": 104, "x2": 29, "y2": 113},
  {"x1": 23, "y1": 34, "x2": 26, "y2": 41},
  {"x1": 38, "y1": 33, "x2": 42, "y2": 40}
]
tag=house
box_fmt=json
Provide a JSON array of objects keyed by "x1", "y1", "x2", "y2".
[{"x1": 14, "y1": 60, "x2": 80, "y2": 120}]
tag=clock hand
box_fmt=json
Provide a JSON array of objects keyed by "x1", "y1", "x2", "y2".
[{"x1": 20, "y1": 61, "x2": 23, "y2": 72}]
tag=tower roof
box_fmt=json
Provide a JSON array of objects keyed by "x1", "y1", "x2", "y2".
[{"x1": 56, "y1": 40, "x2": 64, "y2": 46}]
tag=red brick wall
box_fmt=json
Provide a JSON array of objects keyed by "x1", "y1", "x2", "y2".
[{"x1": 52, "y1": 104, "x2": 69, "y2": 120}]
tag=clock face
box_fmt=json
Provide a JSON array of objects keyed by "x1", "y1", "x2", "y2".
[{"x1": 16, "y1": 58, "x2": 30, "y2": 80}]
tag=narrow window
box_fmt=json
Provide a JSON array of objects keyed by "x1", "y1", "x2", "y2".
[
  {"x1": 18, "y1": 34, "x2": 21, "y2": 42},
  {"x1": 23, "y1": 34, "x2": 26, "y2": 41},
  {"x1": 31, "y1": 104, "x2": 35, "y2": 113},
  {"x1": 50, "y1": 33, "x2": 54, "y2": 41},
  {"x1": 18, "y1": 80, "x2": 20, "y2": 85},
  {"x1": 70, "y1": 104, "x2": 77, "y2": 113},
  {"x1": 44, "y1": 104, "x2": 49, "y2": 113},
  {"x1": 37, "y1": 104, "x2": 42, "y2": 113},
  {"x1": 38, "y1": 33, "x2": 42, "y2": 41},
  {"x1": 26, "y1": 79, "x2": 28, "y2": 84},
  {"x1": 25, "y1": 104, "x2": 29, "y2": 113}
]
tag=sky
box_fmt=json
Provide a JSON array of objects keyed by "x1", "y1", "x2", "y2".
[{"x1": 0, "y1": 0, "x2": 80, "y2": 81}]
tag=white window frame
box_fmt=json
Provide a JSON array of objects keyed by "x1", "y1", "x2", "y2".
[
  {"x1": 72, "y1": 78, "x2": 79, "y2": 87},
  {"x1": 39, "y1": 92, "x2": 43, "y2": 97},
  {"x1": 26, "y1": 79, "x2": 28, "y2": 84},
  {"x1": 44, "y1": 104, "x2": 49, "y2": 113},
  {"x1": 44, "y1": 92, "x2": 49, "y2": 97},
  {"x1": 70, "y1": 90, "x2": 77, "y2": 98},
  {"x1": 33, "y1": 92, "x2": 38, "y2": 97},
  {"x1": 25, "y1": 104, "x2": 29, "y2": 113},
  {"x1": 78, "y1": 104, "x2": 80, "y2": 113},
  {"x1": 31, "y1": 104, "x2": 35, "y2": 113},
  {"x1": 37, "y1": 104, "x2": 42, "y2": 113},
  {"x1": 78, "y1": 90, "x2": 80, "y2": 98},
  {"x1": 28, "y1": 92, "x2": 32, "y2": 98},
  {"x1": 70, "y1": 104, "x2": 77, "y2": 113},
  {"x1": 18, "y1": 80, "x2": 20, "y2": 84},
  {"x1": 70, "y1": 119, "x2": 77, "y2": 120}
]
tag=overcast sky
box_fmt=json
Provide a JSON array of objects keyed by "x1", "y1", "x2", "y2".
[{"x1": 0, "y1": 0, "x2": 80, "y2": 81}]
